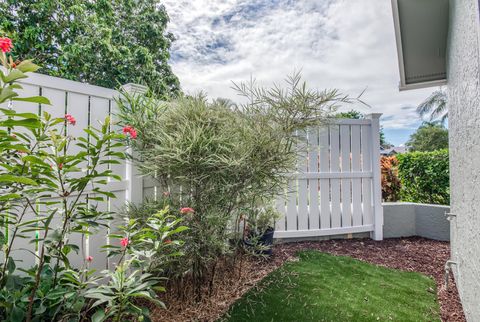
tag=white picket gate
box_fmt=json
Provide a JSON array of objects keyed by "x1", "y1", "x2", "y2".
[
  {"x1": 274, "y1": 116, "x2": 384, "y2": 240},
  {"x1": 2, "y1": 73, "x2": 383, "y2": 272}
]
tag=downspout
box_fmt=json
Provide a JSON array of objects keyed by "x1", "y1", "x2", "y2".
[{"x1": 444, "y1": 212, "x2": 457, "y2": 288}]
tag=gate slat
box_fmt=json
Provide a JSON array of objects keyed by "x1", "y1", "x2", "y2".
[
  {"x1": 90, "y1": 97, "x2": 111, "y2": 175},
  {"x1": 286, "y1": 179, "x2": 297, "y2": 231},
  {"x1": 109, "y1": 100, "x2": 127, "y2": 181},
  {"x1": 88, "y1": 194, "x2": 109, "y2": 272},
  {"x1": 329, "y1": 125, "x2": 341, "y2": 228},
  {"x1": 351, "y1": 125, "x2": 362, "y2": 226},
  {"x1": 275, "y1": 189, "x2": 286, "y2": 231},
  {"x1": 108, "y1": 195, "x2": 126, "y2": 269},
  {"x1": 361, "y1": 125, "x2": 373, "y2": 225},
  {"x1": 297, "y1": 131, "x2": 308, "y2": 230},
  {"x1": 319, "y1": 127, "x2": 330, "y2": 229},
  {"x1": 308, "y1": 128, "x2": 320, "y2": 230},
  {"x1": 340, "y1": 125, "x2": 352, "y2": 227}
]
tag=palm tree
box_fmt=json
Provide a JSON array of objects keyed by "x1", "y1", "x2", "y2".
[{"x1": 417, "y1": 88, "x2": 447, "y2": 124}]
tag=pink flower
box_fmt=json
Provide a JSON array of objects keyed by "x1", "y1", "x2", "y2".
[
  {"x1": 180, "y1": 207, "x2": 195, "y2": 214},
  {"x1": 122, "y1": 125, "x2": 137, "y2": 139},
  {"x1": 64, "y1": 114, "x2": 76, "y2": 126},
  {"x1": 164, "y1": 239, "x2": 172, "y2": 244},
  {"x1": 86, "y1": 256, "x2": 93, "y2": 262},
  {"x1": 163, "y1": 191, "x2": 170, "y2": 197},
  {"x1": 0, "y1": 37, "x2": 13, "y2": 53},
  {"x1": 120, "y1": 237, "x2": 129, "y2": 247}
]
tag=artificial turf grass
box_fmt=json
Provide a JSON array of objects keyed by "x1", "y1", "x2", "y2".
[{"x1": 222, "y1": 251, "x2": 441, "y2": 322}]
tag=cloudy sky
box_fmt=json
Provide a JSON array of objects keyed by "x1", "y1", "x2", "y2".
[{"x1": 162, "y1": 0, "x2": 437, "y2": 146}]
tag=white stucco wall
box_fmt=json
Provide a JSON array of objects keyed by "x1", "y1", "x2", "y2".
[{"x1": 447, "y1": 0, "x2": 480, "y2": 320}]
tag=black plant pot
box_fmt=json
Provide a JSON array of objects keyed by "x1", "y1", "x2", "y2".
[{"x1": 244, "y1": 226, "x2": 275, "y2": 256}]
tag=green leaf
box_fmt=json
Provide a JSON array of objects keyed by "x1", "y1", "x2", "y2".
[
  {"x1": 12, "y1": 96, "x2": 51, "y2": 105},
  {"x1": 0, "y1": 118, "x2": 41, "y2": 129},
  {"x1": 11, "y1": 304, "x2": 25, "y2": 322},
  {"x1": 0, "y1": 174, "x2": 38, "y2": 186},
  {"x1": 0, "y1": 86, "x2": 18, "y2": 103},
  {"x1": 0, "y1": 231, "x2": 5, "y2": 247},
  {"x1": 2, "y1": 69, "x2": 27, "y2": 83},
  {"x1": 22, "y1": 155, "x2": 48, "y2": 166},
  {"x1": 0, "y1": 108, "x2": 39, "y2": 119},
  {"x1": 92, "y1": 309, "x2": 106, "y2": 322},
  {"x1": 0, "y1": 193, "x2": 22, "y2": 201},
  {"x1": 7, "y1": 257, "x2": 15, "y2": 274},
  {"x1": 16, "y1": 60, "x2": 40, "y2": 73}
]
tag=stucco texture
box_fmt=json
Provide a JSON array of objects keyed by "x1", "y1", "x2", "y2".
[{"x1": 447, "y1": 0, "x2": 480, "y2": 320}]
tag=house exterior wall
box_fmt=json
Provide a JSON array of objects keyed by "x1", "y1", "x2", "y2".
[{"x1": 447, "y1": 0, "x2": 480, "y2": 320}]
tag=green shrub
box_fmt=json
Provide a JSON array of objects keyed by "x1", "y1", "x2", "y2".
[
  {"x1": 117, "y1": 73, "x2": 351, "y2": 299},
  {"x1": 0, "y1": 40, "x2": 178, "y2": 321},
  {"x1": 397, "y1": 149, "x2": 449, "y2": 205}
]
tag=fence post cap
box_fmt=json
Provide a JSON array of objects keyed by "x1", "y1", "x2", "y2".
[
  {"x1": 120, "y1": 83, "x2": 148, "y2": 95},
  {"x1": 366, "y1": 113, "x2": 383, "y2": 119}
]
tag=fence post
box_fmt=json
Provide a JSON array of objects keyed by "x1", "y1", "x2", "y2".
[
  {"x1": 120, "y1": 83, "x2": 148, "y2": 204},
  {"x1": 367, "y1": 113, "x2": 383, "y2": 240}
]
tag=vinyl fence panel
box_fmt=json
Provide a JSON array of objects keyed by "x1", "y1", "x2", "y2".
[{"x1": 274, "y1": 116, "x2": 383, "y2": 240}]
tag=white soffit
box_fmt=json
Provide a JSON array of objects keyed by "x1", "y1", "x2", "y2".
[{"x1": 392, "y1": 0, "x2": 449, "y2": 91}]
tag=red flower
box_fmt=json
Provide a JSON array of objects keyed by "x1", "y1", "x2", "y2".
[
  {"x1": 58, "y1": 163, "x2": 63, "y2": 170},
  {"x1": 64, "y1": 114, "x2": 76, "y2": 126},
  {"x1": 0, "y1": 37, "x2": 13, "y2": 53},
  {"x1": 122, "y1": 125, "x2": 137, "y2": 139},
  {"x1": 120, "y1": 237, "x2": 129, "y2": 247},
  {"x1": 180, "y1": 207, "x2": 195, "y2": 214},
  {"x1": 86, "y1": 255, "x2": 93, "y2": 262},
  {"x1": 164, "y1": 239, "x2": 172, "y2": 244}
]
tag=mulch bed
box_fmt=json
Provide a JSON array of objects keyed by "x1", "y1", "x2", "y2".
[{"x1": 152, "y1": 237, "x2": 465, "y2": 322}]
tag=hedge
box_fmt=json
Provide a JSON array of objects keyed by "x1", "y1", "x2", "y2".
[{"x1": 397, "y1": 149, "x2": 450, "y2": 205}]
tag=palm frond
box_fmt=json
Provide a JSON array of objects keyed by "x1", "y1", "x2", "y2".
[{"x1": 416, "y1": 89, "x2": 448, "y2": 124}]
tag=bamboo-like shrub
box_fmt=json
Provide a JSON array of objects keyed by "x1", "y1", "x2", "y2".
[{"x1": 116, "y1": 73, "x2": 351, "y2": 299}]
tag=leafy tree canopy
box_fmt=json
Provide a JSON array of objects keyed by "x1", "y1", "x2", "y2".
[
  {"x1": 0, "y1": 0, "x2": 180, "y2": 98},
  {"x1": 335, "y1": 109, "x2": 364, "y2": 119},
  {"x1": 406, "y1": 122, "x2": 448, "y2": 152},
  {"x1": 335, "y1": 109, "x2": 392, "y2": 149}
]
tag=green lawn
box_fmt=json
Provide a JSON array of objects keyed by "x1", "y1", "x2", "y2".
[{"x1": 222, "y1": 251, "x2": 440, "y2": 322}]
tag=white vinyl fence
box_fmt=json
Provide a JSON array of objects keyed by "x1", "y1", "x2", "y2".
[
  {"x1": 3, "y1": 73, "x2": 383, "y2": 272},
  {"x1": 274, "y1": 116, "x2": 384, "y2": 240},
  {"x1": 3, "y1": 73, "x2": 130, "y2": 272}
]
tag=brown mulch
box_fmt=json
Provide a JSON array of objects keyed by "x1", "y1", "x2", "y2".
[{"x1": 152, "y1": 237, "x2": 465, "y2": 322}]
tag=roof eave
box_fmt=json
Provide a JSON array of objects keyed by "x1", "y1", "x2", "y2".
[{"x1": 391, "y1": 0, "x2": 408, "y2": 90}]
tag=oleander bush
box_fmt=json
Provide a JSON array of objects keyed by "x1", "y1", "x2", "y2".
[
  {"x1": 117, "y1": 73, "x2": 351, "y2": 299},
  {"x1": 0, "y1": 36, "x2": 185, "y2": 321},
  {"x1": 397, "y1": 149, "x2": 450, "y2": 205}
]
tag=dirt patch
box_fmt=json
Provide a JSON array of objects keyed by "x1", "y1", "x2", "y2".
[{"x1": 151, "y1": 237, "x2": 465, "y2": 322}]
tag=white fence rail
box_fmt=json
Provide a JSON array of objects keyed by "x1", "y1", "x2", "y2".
[
  {"x1": 274, "y1": 116, "x2": 383, "y2": 240},
  {"x1": 2, "y1": 73, "x2": 383, "y2": 272}
]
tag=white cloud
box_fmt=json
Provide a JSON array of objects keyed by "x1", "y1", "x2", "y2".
[{"x1": 163, "y1": 0, "x2": 437, "y2": 134}]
